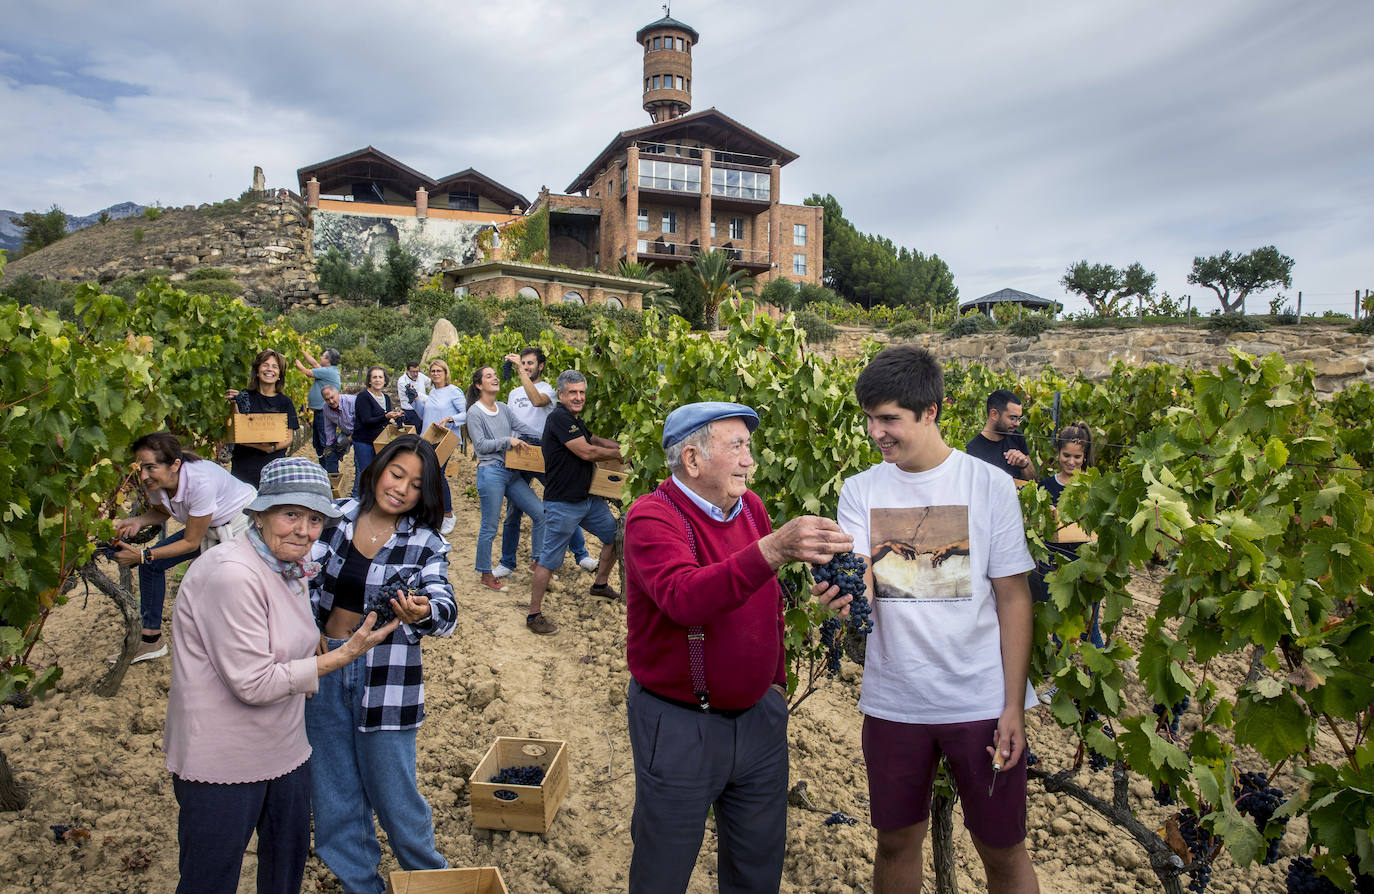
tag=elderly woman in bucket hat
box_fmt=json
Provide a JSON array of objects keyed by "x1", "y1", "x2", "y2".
[{"x1": 163, "y1": 457, "x2": 399, "y2": 894}]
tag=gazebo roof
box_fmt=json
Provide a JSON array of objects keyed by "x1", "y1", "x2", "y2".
[{"x1": 959, "y1": 287, "x2": 1061, "y2": 313}]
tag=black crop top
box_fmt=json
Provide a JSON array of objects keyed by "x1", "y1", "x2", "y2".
[{"x1": 333, "y1": 541, "x2": 370, "y2": 614}]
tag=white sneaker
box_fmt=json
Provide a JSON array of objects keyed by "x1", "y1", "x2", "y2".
[
  {"x1": 440, "y1": 515, "x2": 456, "y2": 535},
  {"x1": 492, "y1": 565, "x2": 513, "y2": 579},
  {"x1": 1038, "y1": 685, "x2": 1058, "y2": 706},
  {"x1": 577, "y1": 556, "x2": 600, "y2": 573}
]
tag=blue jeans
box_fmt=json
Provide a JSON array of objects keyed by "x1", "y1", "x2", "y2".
[
  {"x1": 140, "y1": 530, "x2": 197, "y2": 631},
  {"x1": 172, "y1": 762, "x2": 311, "y2": 894},
  {"x1": 352, "y1": 441, "x2": 376, "y2": 499},
  {"x1": 305, "y1": 642, "x2": 446, "y2": 894},
  {"x1": 476, "y1": 464, "x2": 544, "y2": 573},
  {"x1": 540, "y1": 498, "x2": 617, "y2": 571},
  {"x1": 506, "y1": 437, "x2": 588, "y2": 565},
  {"x1": 440, "y1": 459, "x2": 452, "y2": 514}
]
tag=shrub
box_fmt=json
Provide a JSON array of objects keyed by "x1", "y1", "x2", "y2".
[
  {"x1": 0, "y1": 274, "x2": 75, "y2": 312},
  {"x1": 1008, "y1": 316, "x2": 1053, "y2": 338},
  {"x1": 545, "y1": 301, "x2": 596, "y2": 330},
  {"x1": 599, "y1": 305, "x2": 646, "y2": 339},
  {"x1": 500, "y1": 302, "x2": 550, "y2": 341},
  {"x1": 945, "y1": 313, "x2": 1000, "y2": 339},
  {"x1": 445, "y1": 301, "x2": 493, "y2": 337},
  {"x1": 377, "y1": 325, "x2": 432, "y2": 371},
  {"x1": 187, "y1": 267, "x2": 235, "y2": 281},
  {"x1": 793, "y1": 309, "x2": 838, "y2": 344},
  {"x1": 759, "y1": 277, "x2": 798, "y2": 312},
  {"x1": 179, "y1": 278, "x2": 245, "y2": 297},
  {"x1": 1349, "y1": 316, "x2": 1374, "y2": 335},
  {"x1": 341, "y1": 343, "x2": 379, "y2": 370},
  {"x1": 1204, "y1": 312, "x2": 1267, "y2": 333},
  {"x1": 142, "y1": 206, "x2": 162, "y2": 221},
  {"x1": 888, "y1": 319, "x2": 926, "y2": 340},
  {"x1": 662, "y1": 264, "x2": 706, "y2": 328},
  {"x1": 1271, "y1": 313, "x2": 1300, "y2": 326},
  {"x1": 132, "y1": 228, "x2": 145, "y2": 244}
]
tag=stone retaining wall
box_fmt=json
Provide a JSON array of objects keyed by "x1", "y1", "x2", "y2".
[{"x1": 822, "y1": 323, "x2": 1374, "y2": 396}]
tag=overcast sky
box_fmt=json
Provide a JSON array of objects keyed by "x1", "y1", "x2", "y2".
[{"x1": 2, "y1": 1, "x2": 1371, "y2": 314}]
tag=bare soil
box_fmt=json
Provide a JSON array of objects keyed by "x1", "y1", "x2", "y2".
[{"x1": 0, "y1": 454, "x2": 1301, "y2": 893}]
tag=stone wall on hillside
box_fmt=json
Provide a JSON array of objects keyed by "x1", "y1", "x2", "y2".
[
  {"x1": 7, "y1": 192, "x2": 322, "y2": 308},
  {"x1": 820, "y1": 323, "x2": 1374, "y2": 396}
]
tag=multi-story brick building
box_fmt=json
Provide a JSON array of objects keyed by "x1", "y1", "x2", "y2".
[{"x1": 535, "y1": 12, "x2": 823, "y2": 287}]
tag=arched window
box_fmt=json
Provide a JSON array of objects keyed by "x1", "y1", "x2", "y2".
[
  {"x1": 604, "y1": 296, "x2": 624, "y2": 309},
  {"x1": 562, "y1": 291, "x2": 584, "y2": 305},
  {"x1": 517, "y1": 286, "x2": 541, "y2": 301}
]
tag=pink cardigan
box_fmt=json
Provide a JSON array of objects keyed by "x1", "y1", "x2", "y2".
[{"x1": 163, "y1": 535, "x2": 320, "y2": 783}]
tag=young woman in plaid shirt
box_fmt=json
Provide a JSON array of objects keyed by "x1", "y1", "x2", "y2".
[{"x1": 305, "y1": 435, "x2": 457, "y2": 894}]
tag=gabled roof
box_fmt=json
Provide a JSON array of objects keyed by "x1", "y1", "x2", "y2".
[
  {"x1": 565, "y1": 108, "x2": 798, "y2": 193},
  {"x1": 960, "y1": 288, "x2": 1061, "y2": 312},
  {"x1": 297, "y1": 146, "x2": 435, "y2": 193},
  {"x1": 431, "y1": 168, "x2": 530, "y2": 211},
  {"x1": 636, "y1": 15, "x2": 699, "y2": 42}
]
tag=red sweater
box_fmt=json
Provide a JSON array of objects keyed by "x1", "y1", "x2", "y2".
[{"x1": 624, "y1": 478, "x2": 786, "y2": 710}]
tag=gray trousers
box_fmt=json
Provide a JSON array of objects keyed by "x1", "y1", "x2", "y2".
[{"x1": 627, "y1": 678, "x2": 789, "y2": 894}]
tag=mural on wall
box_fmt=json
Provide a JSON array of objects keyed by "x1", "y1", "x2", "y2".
[{"x1": 312, "y1": 210, "x2": 493, "y2": 271}]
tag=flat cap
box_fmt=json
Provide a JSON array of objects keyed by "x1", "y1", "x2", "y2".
[{"x1": 662, "y1": 401, "x2": 759, "y2": 449}]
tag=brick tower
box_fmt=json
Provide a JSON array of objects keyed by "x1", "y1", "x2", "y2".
[{"x1": 637, "y1": 8, "x2": 698, "y2": 123}]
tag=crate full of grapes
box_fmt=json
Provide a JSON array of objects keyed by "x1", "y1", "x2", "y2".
[
  {"x1": 468, "y1": 737, "x2": 568, "y2": 834},
  {"x1": 385, "y1": 866, "x2": 508, "y2": 894}
]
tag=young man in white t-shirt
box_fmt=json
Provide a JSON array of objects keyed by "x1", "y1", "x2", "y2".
[
  {"x1": 825, "y1": 345, "x2": 1040, "y2": 894},
  {"x1": 397, "y1": 361, "x2": 430, "y2": 432},
  {"x1": 499, "y1": 347, "x2": 597, "y2": 576}
]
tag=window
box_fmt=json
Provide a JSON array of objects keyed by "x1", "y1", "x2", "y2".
[
  {"x1": 710, "y1": 216, "x2": 717, "y2": 238},
  {"x1": 637, "y1": 158, "x2": 701, "y2": 193},
  {"x1": 645, "y1": 40, "x2": 651, "y2": 51},
  {"x1": 652, "y1": 75, "x2": 660, "y2": 90},
  {"x1": 710, "y1": 168, "x2": 770, "y2": 201},
  {"x1": 686, "y1": 78, "x2": 690, "y2": 91},
  {"x1": 605, "y1": 296, "x2": 624, "y2": 309},
  {"x1": 517, "y1": 286, "x2": 540, "y2": 301},
  {"x1": 653, "y1": 36, "x2": 661, "y2": 50},
  {"x1": 562, "y1": 291, "x2": 584, "y2": 304},
  {"x1": 449, "y1": 191, "x2": 479, "y2": 211},
  {"x1": 793, "y1": 254, "x2": 807, "y2": 275},
  {"x1": 662, "y1": 210, "x2": 677, "y2": 233},
  {"x1": 677, "y1": 37, "x2": 684, "y2": 51},
  {"x1": 794, "y1": 224, "x2": 807, "y2": 246},
  {"x1": 638, "y1": 208, "x2": 648, "y2": 231},
  {"x1": 636, "y1": 239, "x2": 648, "y2": 253},
  {"x1": 729, "y1": 218, "x2": 744, "y2": 239},
  {"x1": 676, "y1": 76, "x2": 684, "y2": 90},
  {"x1": 644, "y1": 77, "x2": 649, "y2": 91}
]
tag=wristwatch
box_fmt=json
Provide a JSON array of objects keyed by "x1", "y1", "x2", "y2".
[{"x1": 142, "y1": 547, "x2": 154, "y2": 565}]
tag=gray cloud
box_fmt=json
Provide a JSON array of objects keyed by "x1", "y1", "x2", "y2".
[{"x1": 1, "y1": 0, "x2": 1370, "y2": 313}]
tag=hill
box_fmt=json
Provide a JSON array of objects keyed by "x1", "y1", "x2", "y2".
[{"x1": 0, "y1": 202, "x2": 146, "y2": 254}]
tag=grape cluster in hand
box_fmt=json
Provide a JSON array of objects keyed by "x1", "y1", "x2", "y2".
[
  {"x1": 812, "y1": 552, "x2": 873, "y2": 677},
  {"x1": 1286, "y1": 857, "x2": 1341, "y2": 894},
  {"x1": 1178, "y1": 807, "x2": 1217, "y2": 893},
  {"x1": 1234, "y1": 770, "x2": 1287, "y2": 865},
  {"x1": 492, "y1": 765, "x2": 545, "y2": 786},
  {"x1": 233, "y1": 391, "x2": 253, "y2": 415}
]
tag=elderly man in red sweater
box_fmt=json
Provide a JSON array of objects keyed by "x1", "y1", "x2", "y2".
[{"x1": 623, "y1": 401, "x2": 851, "y2": 894}]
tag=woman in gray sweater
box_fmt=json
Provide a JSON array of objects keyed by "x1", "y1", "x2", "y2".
[{"x1": 465, "y1": 366, "x2": 547, "y2": 591}]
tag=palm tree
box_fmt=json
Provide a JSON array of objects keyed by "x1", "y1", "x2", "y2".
[
  {"x1": 617, "y1": 259, "x2": 674, "y2": 314},
  {"x1": 691, "y1": 250, "x2": 754, "y2": 330}
]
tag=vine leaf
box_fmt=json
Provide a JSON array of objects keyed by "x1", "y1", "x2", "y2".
[{"x1": 1233, "y1": 689, "x2": 1309, "y2": 763}]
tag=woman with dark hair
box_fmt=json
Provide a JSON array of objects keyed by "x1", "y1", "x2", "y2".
[
  {"x1": 229, "y1": 349, "x2": 300, "y2": 488},
  {"x1": 465, "y1": 366, "x2": 545, "y2": 591},
  {"x1": 113, "y1": 432, "x2": 257, "y2": 663},
  {"x1": 351, "y1": 365, "x2": 404, "y2": 497},
  {"x1": 164, "y1": 457, "x2": 396, "y2": 894},
  {"x1": 415, "y1": 357, "x2": 465, "y2": 534},
  {"x1": 305, "y1": 434, "x2": 455, "y2": 892}
]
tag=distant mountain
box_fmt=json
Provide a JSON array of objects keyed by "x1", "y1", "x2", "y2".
[{"x1": 0, "y1": 202, "x2": 146, "y2": 255}]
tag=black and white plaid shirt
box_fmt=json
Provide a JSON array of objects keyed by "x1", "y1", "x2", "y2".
[{"x1": 309, "y1": 499, "x2": 457, "y2": 731}]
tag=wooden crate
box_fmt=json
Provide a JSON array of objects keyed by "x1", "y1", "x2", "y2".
[
  {"x1": 1052, "y1": 521, "x2": 1096, "y2": 544},
  {"x1": 373, "y1": 424, "x2": 415, "y2": 448},
  {"x1": 328, "y1": 473, "x2": 347, "y2": 500},
  {"x1": 386, "y1": 867, "x2": 508, "y2": 894},
  {"x1": 502, "y1": 448, "x2": 629, "y2": 500},
  {"x1": 227, "y1": 413, "x2": 289, "y2": 444},
  {"x1": 469, "y1": 737, "x2": 568, "y2": 834},
  {"x1": 421, "y1": 423, "x2": 460, "y2": 466}
]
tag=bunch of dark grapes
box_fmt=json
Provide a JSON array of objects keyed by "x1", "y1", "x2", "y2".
[
  {"x1": 491, "y1": 765, "x2": 545, "y2": 786},
  {"x1": 824, "y1": 812, "x2": 859, "y2": 826},
  {"x1": 1234, "y1": 771, "x2": 1287, "y2": 865},
  {"x1": 1178, "y1": 807, "x2": 1217, "y2": 893},
  {"x1": 1088, "y1": 722, "x2": 1115, "y2": 772},
  {"x1": 233, "y1": 391, "x2": 253, "y2": 415},
  {"x1": 361, "y1": 588, "x2": 399, "y2": 626},
  {"x1": 1153, "y1": 784, "x2": 1176, "y2": 806},
  {"x1": 818, "y1": 617, "x2": 843, "y2": 676},
  {"x1": 92, "y1": 540, "x2": 121, "y2": 561},
  {"x1": 812, "y1": 552, "x2": 873, "y2": 635},
  {"x1": 1286, "y1": 857, "x2": 1341, "y2": 894},
  {"x1": 1154, "y1": 697, "x2": 1190, "y2": 738},
  {"x1": 1026, "y1": 751, "x2": 1039, "y2": 768}
]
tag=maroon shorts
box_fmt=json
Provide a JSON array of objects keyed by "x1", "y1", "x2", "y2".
[{"x1": 862, "y1": 714, "x2": 1027, "y2": 848}]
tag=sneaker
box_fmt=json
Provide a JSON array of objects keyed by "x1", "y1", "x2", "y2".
[
  {"x1": 492, "y1": 564, "x2": 514, "y2": 579},
  {"x1": 440, "y1": 515, "x2": 456, "y2": 535},
  {"x1": 1037, "y1": 685, "x2": 1058, "y2": 706},
  {"x1": 577, "y1": 556, "x2": 600, "y2": 573},
  {"x1": 479, "y1": 574, "x2": 507, "y2": 592},
  {"x1": 526, "y1": 613, "x2": 558, "y2": 636},
  {"x1": 589, "y1": 583, "x2": 620, "y2": 601},
  {"x1": 106, "y1": 638, "x2": 168, "y2": 665}
]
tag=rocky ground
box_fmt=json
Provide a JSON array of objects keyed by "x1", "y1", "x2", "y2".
[{"x1": 0, "y1": 454, "x2": 1305, "y2": 893}]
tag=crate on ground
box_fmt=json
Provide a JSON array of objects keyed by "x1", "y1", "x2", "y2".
[
  {"x1": 503, "y1": 447, "x2": 630, "y2": 500},
  {"x1": 328, "y1": 473, "x2": 347, "y2": 499},
  {"x1": 421, "y1": 423, "x2": 460, "y2": 466},
  {"x1": 385, "y1": 867, "x2": 508, "y2": 894},
  {"x1": 469, "y1": 737, "x2": 568, "y2": 834},
  {"x1": 373, "y1": 424, "x2": 415, "y2": 449},
  {"x1": 228, "y1": 413, "x2": 289, "y2": 444}
]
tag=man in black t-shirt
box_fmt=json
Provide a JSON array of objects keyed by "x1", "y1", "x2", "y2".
[
  {"x1": 965, "y1": 389, "x2": 1035, "y2": 480},
  {"x1": 526, "y1": 370, "x2": 624, "y2": 635}
]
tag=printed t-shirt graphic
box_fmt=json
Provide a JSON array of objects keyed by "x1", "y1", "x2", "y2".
[{"x1": 869, "y1": 506, "x2": 972, "y2": 601}]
